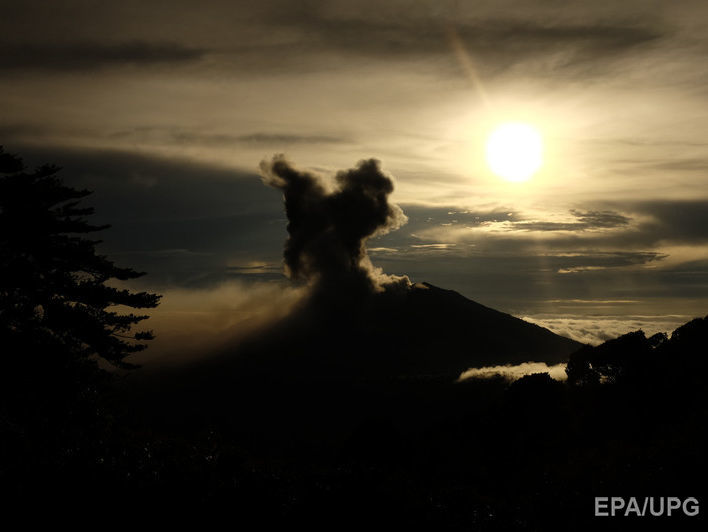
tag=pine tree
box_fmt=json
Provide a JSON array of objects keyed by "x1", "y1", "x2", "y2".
[{"x1": 0, "y1": 146, "x2": 160, "y2": 376}]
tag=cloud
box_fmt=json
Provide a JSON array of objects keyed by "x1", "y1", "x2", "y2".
[
  {"x1": 235, "y1": 133, "x2": 348, "y2": 145},
  {"x1": 312, "y1": 18, "x2": 661, "y2": 61},
  {"x1": 0, "y1": 41, "x2": 206, "y2": 72},
  {"x1": 396, "y1": 208, "x2": 634, "y2": 249},
  {"x1": 396, "y1": 202, "x2": 708, "y2": 267},
  {"x1": 521, "y1": 315, "x2": 690, "y2": 345},
  {"x1": 258, "y1": 5, "x2": 663, "y2": 76},
  {"x1": 108, "y1": 127, "x2": 350, "y2": 147},
  {"x1": 552, "y1": 251, "x2": 666, "y2": 273},
  {"x1": 458, "y1": 362, "x2": 568, "y2": 382},
  {"x1": 226, "y1": 262, "x2": 282, "y2": 275},
  {"x1": 631, "y1": 199, "x2": 708, "y2": 245},
  {"x1": 126, "y1": 280, "x2": 307, "y2": 368},
  {"x1": 619, "y1": 156, "x2": 708, "y2": 175},
  {"x1": 410, "y1": 243, "x2": 456, "y2": 249},
  {"x1": 3, "y1": 144, "x2": 287, "y2": 289},
  {"x1": 509, "y1": 210, "x2": 631, "y2": 232},
  {"x1": 1, "y1": 144, "x2": 278, "y2": 219},
  {"x1": 0, "y1": 2, "x2": 663, "y2": 78},
  {"x1": 386, "y1": 200, "x2": 708, "y2": 255},
  {"x1": 259, "y1": 155, "x2": 410, "y2": 292},
  {"x1": 375, "y1": 206, "x2": 664, "y2": 272},
  {"x1": 474, "y1": 209, "x2": 632, "y2": 233}
]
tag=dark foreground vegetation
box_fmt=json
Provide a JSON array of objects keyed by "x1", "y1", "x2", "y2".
[
  {"x1": 2, "y1": 147, "x2": 706, "y2": 529},
  {"x1": 3, "y1": 322, "x2": 708, "y2": 530}
]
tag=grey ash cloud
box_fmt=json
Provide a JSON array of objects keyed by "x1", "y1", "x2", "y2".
[{"x1": 260, "y1": 156, "x2": 410, "y2": 292}]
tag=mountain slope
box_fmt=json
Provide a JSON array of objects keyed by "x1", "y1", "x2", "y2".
[
  {"x1": 115, "y1": 281, "x2": 584, "y2": 434},
  {"x1": 207, "y1": 282, "x2": 583, "y2": 380}
]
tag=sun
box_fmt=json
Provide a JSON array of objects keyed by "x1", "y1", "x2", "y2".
[{"x1": 485, "y1": 122, "x2": 543, "y2": 182}]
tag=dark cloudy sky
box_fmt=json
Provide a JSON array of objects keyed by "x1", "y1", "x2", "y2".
[{"x1": 3, "y1": 0, "x2": 708, "y2": 348}]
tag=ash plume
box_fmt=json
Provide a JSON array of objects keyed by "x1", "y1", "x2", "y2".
[{"x1": 260, "y1": 155, "x2": 410, "y2": 293}]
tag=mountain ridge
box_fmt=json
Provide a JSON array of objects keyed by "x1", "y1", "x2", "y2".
[{"x1": 196, "y1": 281, "x2": 584, "y2": 381}]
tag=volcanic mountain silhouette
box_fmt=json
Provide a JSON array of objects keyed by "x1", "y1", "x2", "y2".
[
  {"x1": 202, "y1": 281, "x2": 582, "y2": 381},
  {"x1": 121, "y1": 281, "x2": 583, "y2": 434}
]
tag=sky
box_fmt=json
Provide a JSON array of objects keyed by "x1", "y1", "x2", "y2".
[{"x1": 2, "y1": 0, "x2": 708, "y2": 349}]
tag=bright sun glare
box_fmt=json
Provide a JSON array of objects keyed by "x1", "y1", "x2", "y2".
[{"x1": 485, "y1": 122, "x2": 543, "y2": 182}]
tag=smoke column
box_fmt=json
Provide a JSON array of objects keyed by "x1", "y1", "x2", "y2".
[{"x1": 260, "y1": 155, "x2": 410, "y2": 293}]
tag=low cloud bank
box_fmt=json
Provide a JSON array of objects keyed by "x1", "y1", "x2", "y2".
[
  {"x1": 458, "y1": 362, "x2": 568, "y2": 382},
  {"x1": 522, "y1": 315, "x2": 689, "y2": 345}
]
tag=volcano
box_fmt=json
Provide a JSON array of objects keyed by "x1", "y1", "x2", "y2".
[{"x1": 201, "y1": 281, "x2": 583, "y2": 381}]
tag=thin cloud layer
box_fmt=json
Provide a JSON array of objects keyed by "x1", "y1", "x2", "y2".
[
  {"x1": 521, "y1": 315, "x2": 690, "y2": 345},
  {"x1": 0, "y1": 1, "x2": 673, "y2": 86},
  {"x1": 458, "y1": 362, "x2": 568, "y2": 382},
  {"x1": 509, "y1": 210, "x2": 631, "y2": 232},
  {"x1": 0, "y1": 41, "x2": 206, "y2": 72},
  {"x1": 292, "y1": 16, "x2": 662, "y2": 71},
  {"x1": 107, "y1": 127, "x2": 349, "y2": 147}
]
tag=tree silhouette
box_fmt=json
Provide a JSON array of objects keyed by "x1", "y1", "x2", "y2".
[
  {"x1": 566, "y1": 330, "x2": 653, "y2": 386},
  {"x1": 0, "y1": 146, "x2": 160, "y2": 377}
]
